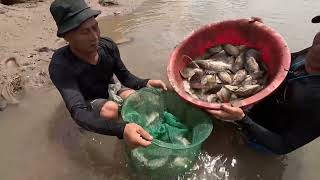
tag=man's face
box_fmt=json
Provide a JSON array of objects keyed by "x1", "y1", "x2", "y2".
[{"x1": 64, "y1": 17, "x2": 101, "y2": 54}]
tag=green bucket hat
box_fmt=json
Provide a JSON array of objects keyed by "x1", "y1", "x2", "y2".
[{"x1": 50, "y1": 0, "x2": 101, "y2": 37}]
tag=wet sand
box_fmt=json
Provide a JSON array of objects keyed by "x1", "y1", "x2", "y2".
[{"x1": 0, "y1": 0, "x2": 148, "y2": 92}]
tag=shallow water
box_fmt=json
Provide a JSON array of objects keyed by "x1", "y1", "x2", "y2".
[{"x1": 1, "y1": 0, "x2": 320, "y2": 179}]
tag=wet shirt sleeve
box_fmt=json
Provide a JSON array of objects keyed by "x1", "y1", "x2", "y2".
[
  {"x1": 49, "y1": 63, "x2": 126, "y2": 139},
  {"x1": 238, "y1": 115, "x2": 315, "y2": 155},
  {"x1": 108, "y1": 39, "x2": 149, "y2": 89},
  {"x1": 239, "y1": 77, "x2": 320, "y2": 155}
]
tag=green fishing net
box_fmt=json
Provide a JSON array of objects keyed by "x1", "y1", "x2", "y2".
[{"x1": 121, "y1": 88, "x2": 213, "y2": 178}]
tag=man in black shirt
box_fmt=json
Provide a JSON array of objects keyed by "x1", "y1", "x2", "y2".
[
  {"x1": 206, "y1": 17, "x2": 320, "y2": 154},
  {"x1": 49, "y1": 0, "x2": 167, "y2": 148}
]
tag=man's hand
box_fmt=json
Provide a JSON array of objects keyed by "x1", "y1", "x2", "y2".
[
  {"x1": 206, "y1": 105, "x2": 245, "y2": 122},
  {"x1": 119, "y1": 89, "x2": 135, "y2": 100},
  {"x1": 146, "y1": 80, "x2": 168, "y2": 90},
  {"x1": 123, "y1": 123, "x2": 153, "y2": 148}
]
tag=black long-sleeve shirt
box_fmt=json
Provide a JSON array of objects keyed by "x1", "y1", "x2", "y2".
[
  {"x1": 49, "y1": 37, "x2": 149, "y2": 138},
  {"x1": 239, "y1": 55, "x2": 320, "y2": 154}
]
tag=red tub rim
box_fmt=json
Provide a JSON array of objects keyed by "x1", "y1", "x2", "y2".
[{"x1": 167, "y1": 18, "x2": 291, "y2": 109}]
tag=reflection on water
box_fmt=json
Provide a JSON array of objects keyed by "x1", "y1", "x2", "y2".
[
  {"x1": 48, "y1": 99, "x2": 133, "y2": 180},
  {"x1": 1, "y1": 0, "x2": 320, "y2": 179},
  {"x1": 99, "y1": 0, "x2": 320, "y2": 82},
  {"x1": 175, "y1": 122, "x2": 287, "y2": 180},
  {"x1": 179, "y1": 153, "x2": 232, "y2": 180}
]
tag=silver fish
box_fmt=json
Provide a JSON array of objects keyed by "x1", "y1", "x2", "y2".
[
  {"x1": 225, "y1": 56, "x2": 236, "y2": 65},
  {"x1": 183, "y1": 80, "x2": 199, "y2": 99},
  {"x1": 207, "y1": 46, "x2": 223, "y2": 55},
  {"x1": 241, "y1": 75, "x2": 257, "y2": 85},
  {"x1": 237, "y1": 45, "x2": 247, "y2": 53},
  {"x1": 251, "y1": 70, "x2": 264, "y2": 80},
  {"x1": 206, "y1": 75, "x2": 216, "y2": 85},
  {"x1": 211, "y1": 50, "x2": 229, "y2": 61},
  {"x1": 206, "y1": 84, "x2": 223, "y2": 94},
  {"x1": 195, "y1": 88, "x2": 209, "y2": 100},
  {"x1": 217, "y1": 87, "x2": 231, "y2": 103},
  {"x1": 207, "y1": 94, "x2": 218, "y2": 103},
  {"x1": 187, "y1": 61, "x2": 200, "y2": 69},
  {"x1": 218, "y1": 71, "x2": 232, "y2": 84},
  {"x1": 245, "y1": 49, "x2": 260, "y2": 60},
  {"x1": 223, "y1": 44, "x2": 240, "y2": 57},
  {"x1": 224, "y1": 85, "x2": 239, "y2": 92},
  {"x1": 200, "y1": 75, "x2": 208, "y2": 85},
  {"x1": 198, "y1": 92, "x2": 209, "y2": 102},
  {"x1": 259, "y1": 74, "x2": 268, "y2": 86},
  {"x1": 230, "y1": 93, "x2": 238, "y2": 101},
  {"x1": 195, "y1": 60, "x2": 232, "y2": 72},
  {"x1": 211, "y1": 51, "x2": 235, "y2": 65},
  {"x1": 190, "y1": 72, "x2": 207, "y2": 89},
  {"x1": 256, "y1": 85, "x2": 265, "y2": 93},
  {"x1": 232, "y1": 69, "x2": 247, "y2": 85},
  {"x1": 180, "y1": 67, "x2": 203, "y2": 79},
  {"x1": 259, "y1": 60, "x2": 268, "y2": 72},
  {"x1": 182, "y1": 45, "x2": 268, "y2": 104},
  {"x1": 204, "y1": 70, "x2": 216, "y2": 75},
  {"x1": 232, "y1": 52, "x2": 245, "y2": 73},
  {"x1": 234, "y1": 84, "x2": 261, "y2": 97},
  {"x1": 216, "y1": 75, "x2": 222, "y2": 84},
  {"x1": 245, "y1": 56, "x2": 260, "y2": 74}
]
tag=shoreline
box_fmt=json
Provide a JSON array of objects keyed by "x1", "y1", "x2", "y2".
[{"x1": 0, "y1": 0, "x2": 147, "y2": 110}]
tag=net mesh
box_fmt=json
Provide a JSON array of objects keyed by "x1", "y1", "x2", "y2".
[{"x1": 121, "y1": 88, "x2": 213, "y2": 178}]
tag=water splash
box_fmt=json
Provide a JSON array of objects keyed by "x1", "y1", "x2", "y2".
[{"x1": 178, "y1": 152, "x2": 234, "y2": 180}]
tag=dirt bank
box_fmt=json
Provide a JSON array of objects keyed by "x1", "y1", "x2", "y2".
[{"x1": 0, "y1": 0, "x2": 147, "y2": 110}]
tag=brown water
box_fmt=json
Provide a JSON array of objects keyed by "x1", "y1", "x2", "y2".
[{"x1": 1, "y1": 0, "x2": 320, "y2": 179}]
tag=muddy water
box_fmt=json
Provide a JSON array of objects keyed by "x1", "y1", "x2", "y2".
[{"x1": 1, "y1": 0, "x2": 320, "y2": 180}]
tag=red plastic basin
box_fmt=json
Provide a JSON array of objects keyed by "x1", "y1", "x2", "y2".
[{"x1": 167, "y1": 19, "x2": 291, "y2": 109}]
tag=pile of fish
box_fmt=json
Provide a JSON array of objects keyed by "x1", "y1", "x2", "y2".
[{"x1": 180, "y1": 44, "x2": 268, "y2": 103}]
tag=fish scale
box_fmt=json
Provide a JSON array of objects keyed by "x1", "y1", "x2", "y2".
[{"x1": 180, "y1": 44, "x2": 267, "y2": 103}]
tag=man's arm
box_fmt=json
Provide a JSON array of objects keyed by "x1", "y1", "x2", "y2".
[
  {"x1": 49, "y1": 63, "x2": 126, "y2": 138},
  {"x1": 207, "y1": 105, "x2": 317, "y2": 155},
  {"x1": 239, "y1": 115, "x2": 312, "y2": 154}
]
